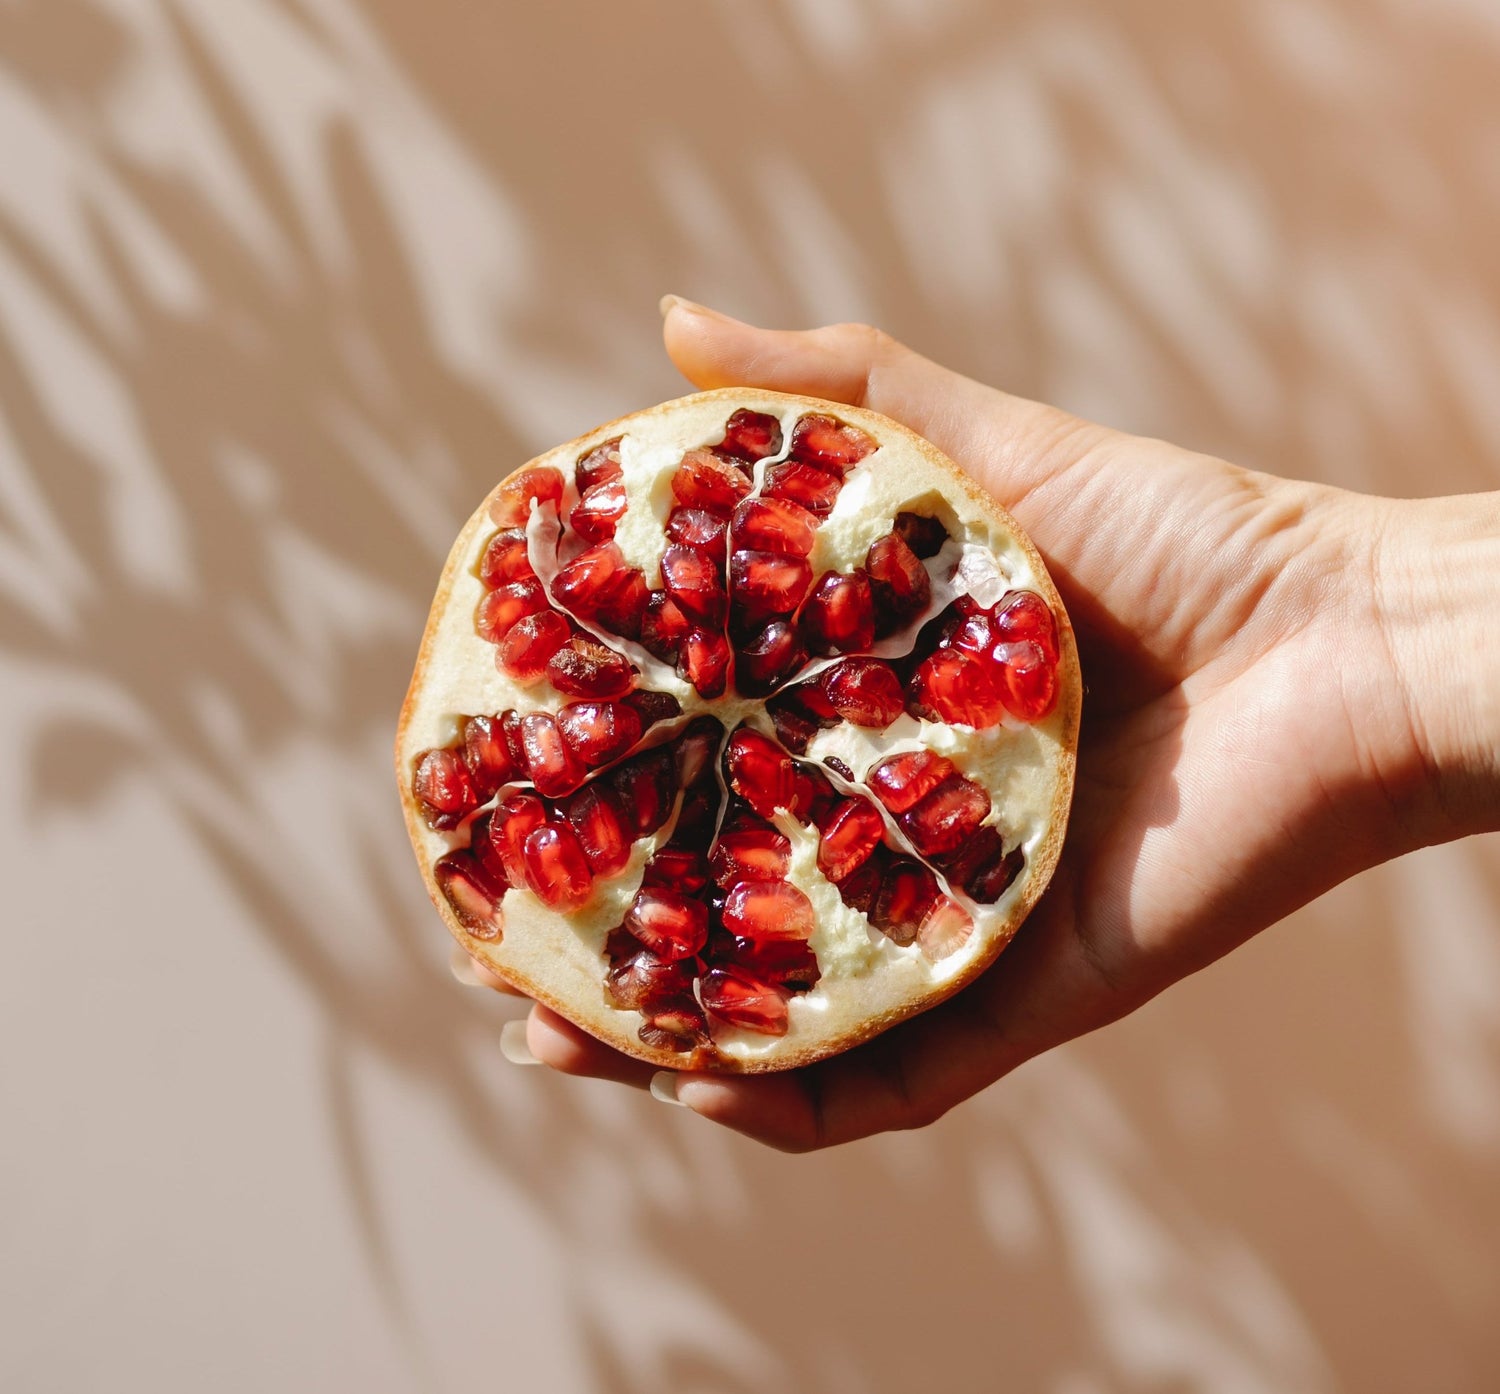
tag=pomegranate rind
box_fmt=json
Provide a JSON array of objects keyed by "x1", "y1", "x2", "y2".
[{"x1": 396, "y1": 388, "x2": 1080, "y2": 1074}]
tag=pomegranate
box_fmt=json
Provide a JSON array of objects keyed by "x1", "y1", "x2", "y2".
[{"x1": 397, "y1": 390, "x2": 1080, "y2": 1072}]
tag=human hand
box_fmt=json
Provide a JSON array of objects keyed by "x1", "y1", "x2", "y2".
[{"x1": 474, "y1": 300, "x2": 1500, "y2": 1149}]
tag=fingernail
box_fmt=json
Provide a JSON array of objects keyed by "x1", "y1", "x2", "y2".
[
  {"x1": 449, "y1": 947, "x2": 483, "y2": 986},
  {"x1": 649, "y1": 1071, "x2": 687, "y2": 1106},
  {"x1": 499, "y1": 1019, "x2": 540, "y2": 1065},
  {"x1": 659, "y1": 293, "x2": 686, "y2": 318}
]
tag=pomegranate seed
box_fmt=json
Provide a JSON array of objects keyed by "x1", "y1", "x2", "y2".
[
  {"x1": 672, "y1": 778, "x2": 720, "y2": 852},
  {"x1": 521, "y1": 823, "x2": 593, "y2": 909},
  {"x1": 640, "y1": 590, "x2": 691, "y2": 662},
  {"x1": 817, "y1": 798, "x2": 886, "y2": 883},
  {"x1": 594, "y1": 566, "x2": 649, "y2": 641},
  {"x1": 492, "y1": 465, "x2": 564, "y2": 527},
  {"x1": 871, "y1": 858, "x2": 940, "y2": 945},
  {"x1": 709, "y1": 819, "x2": 791, "y2": 886},
  {"x1": 479, "y1": 529, "x2": 533, "y2": 587},
  {"x1": 666, "y1": 508, "x2": 728, "y2": 565},
  {"x1": 674, "y1": 716, "x2": 725, "y2": 787},
  {"x1": 799, "y1": 570, "x2": 875, "y2": 654},
  {"x1": 607, "y1": 747, "x2": 677, "y2": 836},
  {"x1": 992, "y1": 640, "x2": 1058, "y2": 721},
  {"x1": 468, "y1": 811, "x2": 512, "y2": 891},
  {"x1": 671, "y1": 449, "x2": 752, "y2": 514},
  {"x1": 623, "y1": 886, "x2": 710, "y2": 960},
  {"x1": 730, "y1": 496, "x2": 818, "y2": 557},
  {"x1": 865, "y1": 532, "x2": 931, "y2": 635},
  {"x1": 908, "y1": 648, "x2": 1006, "y2": 727},
  {"x1": 725, "y1": 728, "x2": 796, "y2": 818},
  {"x1": 866, "y1": 750, "x2": 954, "y2": 814},
  {"x1": 640, "y1": 1005, "x2": 709, "y2": 1051},
  {"x1": 624, "y1": 688, "x2": 682, "y2": 727},
  {"x1": 605, "y1": 948, "x2": 696, "y2": 1012},
  {"x1": 724, "y1": 935, "x2": 821, "y2": 990},
  {"x1": 461, "y1": 716, "x2": 518, "y2": 798},
  {"x1": 900, "y1": 775, "x2": 991, "y2": 858},
  {"x1": 837, "y1": 843, "x2": 887, "y2": 914},
  {"x1": 721, "y1": 879, "x2": 816, "y2": 942},
  {"x1": 555, "y1": 700, "x2": 643, "y2": 766},
  {"x1": 735, "y1": 621, "x2": 807, "y2": 696},
  {"x1": 661, "y1": 544, "x2": 727, "y2": 626},
  {"x1": 560, "y1": 783, "x2": 632, "y2": 875},
  {"x1": 893, "y1": 511, "x2": 948, "y2": 559},
  {"x1": 497, "y1": 609, "x2": 571, "y2": 682},
  {"x1": 435, "y1": 851, "x2": 504, "y2": 938},
  {"x1": 824, "y1": 755, "x2": 855, "y2": 780},
  {"x1": 765, "y1": 691, "x2": 822, "y2": 753},
  {"x1": 716, "y1": 408, "x2": 783, "y2": 462},
  {"x1": 519, "y1": 713, "x2": 586, "y2": 797},
  {"x1": 788, "y1": 761, "x2": 839, "y2": 826},
  {"x1": 821, "y1": 658, "x2": 905, "y2": 728},
  {"x1": 547, "y1": 637, "x2": 636, "y2": 699},
  {"x1": 680, "y1": 627, "x2": 731, "y2": 698},
  {"x1": 499, "y1": 709, "x2": 526, "y2": 770},
  {"x1": 551, "y1": 541, "x2": 627, "y2": 615},
  {"x1": 729, "y1": 549, "x2": 812, "y2": 624},
  {"x1": 699, "y1": 968, "x2": 790, "y2": 1035},
  {"x1": 949, "y1": 612, "x2": 997, "y2": 658},
  {"x1": 476, "y1": 577, "x2": 546, "y2": 643},
  {"x1": 569, "y1": 479, "x2": 626, "y2": 543},
  {"x1": 575, "y1": 437, "x2": 623, "y2": 492},
  {"x1": 936, "y1": 826, "x2": 1023, "y2": 903},
  {"x1": 412, "y1": 747, "x2": 477, "y2": 829},
  {"x1": 642, "y1": 845, "x2": 711, "y2": 895},
  {"x1": 789, "y1": 413, "x2": 878, "y2": 473},
  {"x1": 992, "y1": 591, "x2": 1059, "y2": 661},
  {"x1": 492, "y1": 792, "x2": 547, "y2": 886},
  {"x1": 918, "y1": 896, "x2": 974, "y2": 961},
  {"x1": 760, "y1": 460, "x2": 843, "y2": 518}
]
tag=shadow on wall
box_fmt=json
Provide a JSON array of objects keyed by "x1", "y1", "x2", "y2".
[{"x1": 1, "y1": 0, "x2": 1499, "y2": 1390}]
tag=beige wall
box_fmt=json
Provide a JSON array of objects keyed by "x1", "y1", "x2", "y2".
[{"x1": 3, "y1": 1, "x2": 1499, "y2": 1389}]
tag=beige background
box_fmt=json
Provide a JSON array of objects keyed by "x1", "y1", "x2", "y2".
[{"x1": 3, "y1": 1, "x2": 1500, "y2": 1390}]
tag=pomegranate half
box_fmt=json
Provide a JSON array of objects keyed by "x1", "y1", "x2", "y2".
[{"x1": 397, "y1": 389, "x2": 1080, "y2": 1071}]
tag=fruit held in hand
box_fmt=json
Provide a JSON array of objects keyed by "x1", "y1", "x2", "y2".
[{"x1": 397, "y1": 390, "x2": 1079, "y2": 1072}]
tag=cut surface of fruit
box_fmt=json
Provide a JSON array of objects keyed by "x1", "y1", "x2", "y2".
[{"x1": 398, "y1": 388, "x2": 1080, "y2": 1075}]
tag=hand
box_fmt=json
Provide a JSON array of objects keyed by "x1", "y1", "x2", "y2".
[{"x1": 477, "y1": 300, "x2": 1500, "y2": 1149}]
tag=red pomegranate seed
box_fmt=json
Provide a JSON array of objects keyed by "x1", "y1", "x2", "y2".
[
  {"x1": 729, "y1": 549, "x2": 812, "y2": 624},
  {"x1": 497, "y1": 609, "x2": 571, "y2": 682},
  {"x1": 569, "y1": 479, "x2": 627, "y2": 544},
  {"x1": 435, "y1": 851, "x2": 504, "y2": 938},
  {"x1": 893, "y1": 511, "x2": 948, "y2": 559},
  {"x1": 556, "y1": 700, "x2": 643, "y2": 765},
  {"x1": 623, "y1": 886, "x2": 710, "y2": 960},
  {"x1": 788, "y1": 761, "x2": 839, "y2": 826},
  {"x1": 519, "y1": 713, "x2": 586, "y2": 796},
  {"x1": 716, "y1": 408, "x2": 783, "y2": 462},
  {"x1": 624, "y1": 688, "x2": 682, "y2": 727},
  {"x1": 820, "y1": 657, "x2": 905, "y2": 728},
  {"x1": 575, "y1": 437, "x2": 623, "y2": 492},
  {"x1": 672, "y1": 778, "x2": 720, "y2": 852},
  {"x1": 992, "y1": 640, "x2": 1058, "y2": 721},
  {"x1": 680, "y1": 627, "x2": 731, "y2": 698},
  {"x1": 699, "y1": 968, "x2": 789, "y2": 1035},
  {"x1": 871, "y1": 858, "x2": 940, "y2": 945},
  {"x1": 560, "y1": 783, "x2": 632, "y2": 875},
  {"x1": 412, "y1": 747, "x2": 477, "y2": 830},
  {"x1": 640, "y1": 1005, "x2": 709, "y2": 1051},
  {"x1": 492, "y1": 465, "x2": 565, "y2": 527},
  {"x1": 866, "y1": 750, "x2": 956, "y2": 814},
  {"x1": 459, "y1": 717, "x2": 517, "y2": 799},
  {"x1": 725, "y1": 936, "x2": 821, "y2": 991},
  {"x1": 725, "y1": 728, "x2": 796, "y2": 818},
  {"x1": 789, "y1": 413, "x2": 877, "y2": 473},
  {"x1": 476, "y1": 577, "x2": 546, "y2": 643},
  {"x1": 640, "y1": 590, "x2": 691, "y2": 662},
  {"x1": 709, "y1": 820, "x2": 792, "y2": 887},
  {"x1": 836, "y1": 843, "x2": 887, "y2": 914},
  {"x1": 604, "y1": 949, "x2": 696, "y2": 1012},
  {"x1": 492, "y1": 792, "x2": 547, "y2": 886},
  {"x1": 551, "y1": 541, "x2": 628, "y2": 615},
  {"x1": 918, "y1": 897, "x2": 974, "y2": 961},
  {"x1": 866, "y1": 532, "x2": 931, "y2": 634},
  {"x1": 908, "y1": 648, "x2": 1006, "y2": 727},
  {"x1": 661, "y1": 544, "x2": 727, "y2": 626},
  {"x1": 607, "y1": 747, "x2": 677, "y2": 836},
  {"x1": 499, "y1": 708, "x2": 526, "y2": 769},
  {"x1": 722, "y1": 881, "x2": 815, "y2": 941},
  {"x1": 641, "y1": 845, "x2": 711, "y2": 895},
  {"x1": 735, "y1": 621, "x2": 807, "y2": 697},
  {"x1": 760, "y1": 460, "x2": 843, "y2": 518},
  {"x1": 468, "y1": 811, "x2": 512, "y2": 891},
  {"x1": 547, "y1": 636, "x2": 636, "y2": 699},
  {"x1": 674, "y1": 716, "x2": 725, "y2": 788},
  {"x1": 799, "y1": 570, "x2": 875, "y2": 654},
  {"x1": 730, "y1": 497, "x2": 818, "y2": 557},
  {"x1": 936, "y1": 826, "x2": 1023, "y2": 903},
  {"x1": 479, "y1": 529, "x2": 534, "y2": 588},
  {"x1": 899, "y1": 775, "x2": 991, "y2": 858},
  {"x1": 765, "y1": 691, "x2": 822, "y2": 754},
  {"x1": 816, "y1": 798, "x2": 886, "y2": 883},
  {"x1": 671, "y1": 449, "x2": 752, "y2": 514},
  {"x1": 521, "y1": 823, "x2": 593, "y2": 908},
  {"x1": 593, "y1": 566, "x2": 649, "y2": 641},
  {"x1": 666, "y1": 508, "x2": 729, "y2": 565},
  {"x1": 949, "y1": 611, "x2": 997, "y2": 658},
  {"x1": 992, "y1": 591, "x2": 1059, "y2": 661},
  {"x1": 824, "y1": 755, "x2": 855, "y2": 780}
]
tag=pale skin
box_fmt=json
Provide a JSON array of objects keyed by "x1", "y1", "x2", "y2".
[{"x1": 465, "y1": 298, "x2": 1500, "y2": 1152}]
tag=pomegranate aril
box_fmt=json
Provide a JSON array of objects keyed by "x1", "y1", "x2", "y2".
[
  {"x1": 824, "y1": 755, "x2": 855, "y2": 781},
  {"x1": 821, "y1": 657, "x2": 905, "y2": 729},
  {"x1": 788, "y1": 761, "x2": 838, "y2": 827},
  {"x1": 709, "y1": 819, "x2": 791, "y2": 887},
  {"x1": 993, "y1": 640, "x2": 1058, "y2": 722},
  {"x1": 608, "y1": 747, "x2": 677, "y2": 837},
  {"x1": 816, "y1": 798, "x2": 886, "y2": 884},
  {"x1": 623, "y1": 887, "x2": 710, "y2": 960},
  {"x1": 642, "y1": 845, "x2": 711, "y2": 895},
  {"x1": 730, "y1": 497, "x2": 818, "y2": 557},
  {"x1": 661, "y1": 544, "x2": 727, "y2": 626},
  {"x1": 761, "y1": 460, "x2": 843, "y2": 518},
  {"x1": 520, "y1": 713, "x2": 586, "y2": 797},
  {"x1": 666, "y1": 508, "x2": 728, "y2": 565},
  {"x1": 479, "y1": 529, "x2": 533, "y2": 588},
  {"x1": 765, "y1": 689, "x2": 827, "y2": 754},
  {"x1": 570, "y1": 479, "x2": 626, "y2": 543},
  {"x1": 936, "y1": 826, "x2": 1023, "y2": 903},
  {"x1": 499, "y1": 709, "x2": 526, "y2": 770},
  {"x1": 716, "y1": 408, "x2": 783, "y2": 463},
  {"x1": 521, "y1": 823, "x2": 593, "y2": 909},
  {"x1": 605, "y1": 949, "x2": 696, "y2": 1012},
  {"x1": 639, "y1": 1007, "x2": 708, "y2": 1052},
  {"x1": 492, "y1": 465, "x2": 564, "y2": 527},
  {"x1": 893, "y1": 511, "x2": 948, "y2": 559},
  {"x1": 595, "y1": 567, "x2": 649, "y2": 641},
  {"x1": 725, "y1": 728, "x2": 796, "y2": 818},
  {"x1": 671, "y1": 778, "x2": 721, "y2": 853},
  {"x1": 722, "y1": 880, "x2": 815, "y2": 941},
  {"x1": 492, "y1": 792, "x2": 547, "y2": 886},
  {"x1": 461, "y1": 716, "x2": 518, "y2": 799},
  {"x1": 551, "y1": 542, "x2": 627, "y2": 616},
  {"x1": 556, "y1": 699, "x2": 643, "y2": 766},
  {"x1": 992, "y1": 590, "x2": 1059, "y2": 662},
  {"x1": 700, "y1": 968, "x2": 789, "y2": 1036},
  {"x1": 871, "y1": 858, "x2": 940, "y2": 945},
  {"x1": 866, "y1": 532, "x2": 931, "y2": 636},
  {"x1": 671, "y1": 449, "x2": 752, "y2": 514},
  {"x1": 435, "y1": 851, "x2": 504, "y2": 938},
  {"x1": 640, "y1": 591, "x2": 691, "y2": 662},
  {"x1": 900, "y1": 775, "x2": 992, "y2": 858},
  {"x1": 908, "y1": 648, "x2": 1005, "y2": 727},
  {"x1": 674, "y1": 717, "x2": 725, "y2": 789},
  {"x1": 560, "y1": 783, "x2": 632, "y2": 876},
  {"x1": 547, "y1": 637, "x2": 636, "y2": 699},
  {"x1": 727, "y1": 936, "x2": 821, "y2": 991},
  {"x1": 412, "y1": 747, "x2": 477, "y2": 830},
  {"x1": 799, "y1": 570, "x2": 875, "y2": 654},
  {"x1": 789, "y1": 413, "x2": 878, "y2": 473},
  {"x1": 575, "y1": 437, "x2": 623, "y2": 492},
  {"x1": 735, "y1": 621, "x2": 807, "y2": 697},
  {"x1": 476, "y1": 578, "x2": 546, "y2": 643},
  {"x1": 625, "y1": 688, "x2": 682, "y2": 728},
  {"x1": 918, "y1": 897, "x2": 974, "y2": 961},
  {"x1": 468, "y1": 811, "x2": 513, "y2": 892},
  {"x1": 680, "y1": 627, "x2": 731, "y2": 698},
  {"x1": 729, "y1": 549, "x2": 812, "y2": 625},
  {"x1": 866, "y1": 749, "x2": 956, "y2": 813},
  {"x1": 837, "y1": 843, "x2": 887, "y2": 914},
  {"x1": 497, "y1": 609, "x2": 570, "y2": 683}
]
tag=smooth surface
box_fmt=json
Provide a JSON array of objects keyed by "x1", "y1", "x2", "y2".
[{"x1": 2, "y1": 2, "x2": 1499, "y2": 1390}]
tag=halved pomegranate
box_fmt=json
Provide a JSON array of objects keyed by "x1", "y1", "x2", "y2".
[{"x1": 398, "y1": 390, "x2": 1080, "y2": 1072}]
